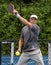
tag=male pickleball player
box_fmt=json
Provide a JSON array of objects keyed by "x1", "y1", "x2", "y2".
[{"x1": 13, "y1": 9, "x2": 44, "y2": 65}]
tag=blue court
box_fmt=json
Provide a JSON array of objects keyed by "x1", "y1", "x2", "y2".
[{"x1": 1, "y1": 55, "x2": 48, "y2": 65}]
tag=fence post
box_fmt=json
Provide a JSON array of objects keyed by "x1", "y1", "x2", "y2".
[
  {"x1": 11, "y1": 42, "x2": 14, "y2": 65},
  {"x1": 48, "y1": 42, "x2": 51, "y2": 65}
]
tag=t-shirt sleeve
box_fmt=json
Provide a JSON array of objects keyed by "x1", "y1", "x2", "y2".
[
  {"x1": 20, "y1": 29, "x2": 24, "y2": 39},
  {"x1": 31, "y1": 24, "x2": 40, "y2": 35}
]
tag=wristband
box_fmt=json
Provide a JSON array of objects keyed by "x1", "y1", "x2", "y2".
[{"x1": 16, "y1": 13, "x2": 20, "y2": 18}]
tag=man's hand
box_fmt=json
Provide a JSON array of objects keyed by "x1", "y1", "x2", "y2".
[
  {"x1": 17, "y1": 48, "x2": 21, "y2": 53},
  {"x1": 13, "y1": 9, "x2": 18, "y2": 15}
]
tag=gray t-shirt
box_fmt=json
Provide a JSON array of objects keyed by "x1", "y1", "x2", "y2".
[{"x1": 20, "y1": 24, "x2": 40, "y2": 52}]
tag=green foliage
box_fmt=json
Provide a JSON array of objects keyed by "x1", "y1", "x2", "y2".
[{"x1": 0, "y1": 0, "x2": 51, "y2": 55}]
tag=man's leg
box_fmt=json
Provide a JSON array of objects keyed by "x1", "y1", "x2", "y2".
[
  {"x1": 31, "y1": 50, "x2": 44, "y2": 65},
  {"x1": 16, "y1": 52, "x2": 30, "y2": 65}
]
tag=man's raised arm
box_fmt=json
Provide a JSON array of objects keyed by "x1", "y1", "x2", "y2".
[{"x1": 13, "y1": 9, "x2": 32, "y2": 28}]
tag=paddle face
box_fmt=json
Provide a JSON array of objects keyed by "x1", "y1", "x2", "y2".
[{"x1": 8, "y1": 3, "x2": 14, "y2": 13}]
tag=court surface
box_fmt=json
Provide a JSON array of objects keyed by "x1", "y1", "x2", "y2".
[{"x1": 1, "y1": 55, "x2": 48, "y2": 65}]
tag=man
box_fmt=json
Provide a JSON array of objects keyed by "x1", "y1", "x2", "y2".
[{"x1": 13, "y1": 9, "x2": 44, "y2": 65}]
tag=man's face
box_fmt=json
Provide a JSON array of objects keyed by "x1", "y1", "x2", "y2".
[{"x1": 29, "y1": 17, "x2": 37, "y2": 23}]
